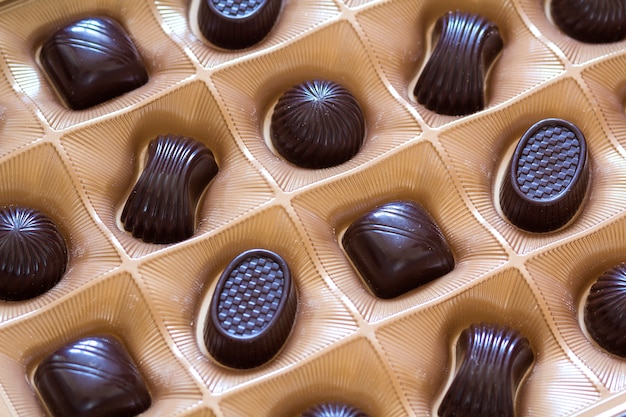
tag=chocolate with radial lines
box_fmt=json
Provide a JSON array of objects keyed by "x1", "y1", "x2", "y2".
[
  {"x1": 271, "y1": 79, "x2": 365, "y2": 169},
  {"x1": 39, "y1": 16, "x2": 148, "y2": 110},
  {"x1": 342, "y1": 200, "x2": 454, "y2": 299},
  {"x1": 34, "y1": 336, "x2": 151, "y2": 417},
  {"x1": 300, "y1": 402, "x2": 370, "y2": 417},
  {"x1": 0, "y1": 206, "x2": 67, "y2": 301},
  {"x1": 198, "y1": 0, "x2": 283, "y2": 49},
  {"x1": 414, "y1": 11, "x2": 503, "y2": 116},
  {"x1": 551, "y1": 0, "x2": 626, "y2": 44},
  {"x1": 121, "y1": 134, "x2": 219, "y2": 244}
]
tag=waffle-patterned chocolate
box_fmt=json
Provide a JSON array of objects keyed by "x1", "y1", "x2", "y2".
[{"x1": 1, "y1": 0, "x2": 626, "y2": 415}]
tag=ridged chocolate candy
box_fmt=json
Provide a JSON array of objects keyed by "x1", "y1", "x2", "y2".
[
  {"x1": 499, "y1": 118, "x2": 589, "y2": 233},
  {"x1": 34, "y1": 336, "x2": 151, "y2": 417},
  {"x1": 204, "y1": 249, "x2": 297, "y2": 369},
  {"x1": 438, "y1": 323, "x2": 534, "y2": 417},
  {"x1": 198, "y1": 0, "x2": 282, "y2": 50},
  {"x1": 271, "y1": 79, "x2": 365, "y2": 169},
  {"x1": 584, "y1": 264, "x2": 626, "y2": 357},
  {"x1": 414, "y1": 11, "x2": 503, "y2": 116},
  {"x1": 551, "y1": 0, "x2": 626, "y2": 44},
  {"x1": 0, "y1": 206, "x2": 67, "y2": 301},
  {"x1": 40, "y1": 16, "x2": 148, "y2": 110},
  {"x1": 121, "y1": 134, "x2": 219, "y2": 244},
  {"x1": 300, "y1": 402, "x2": 369, "y2": 417},
  {"x1": 342, "y1": 200, "x2": 454, "y2": 299}
]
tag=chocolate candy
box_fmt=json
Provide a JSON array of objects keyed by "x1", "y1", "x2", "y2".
[
  {"x1": 499, "y1": 118, "x2": 589, "y2": 233},
  {"x1": 39, "y1": 16, "x2": 148, "y2": 110},
  {"x1": 198, "y1": 0, "x2": 282, "y2": 50},
  {"x1": 121, "y1": 134, "x2": 219, "y2": 244},
  {"x1": 342, "y1": 200, "x2": 454, "y2": 299},
  {"x1": 438, "y1": 323, "x2": 534, "y2": 417},
  {"x1": 584, "y1": 264, "x2": 626, "y2": 357},
  {"x1": 34, "y1": 335, "x2": 151, "y2": 417},
  {"x1": 551, "y1": 0, "x2": 626, "y2": 44},
  {"x1": 414, "y1": 11, "x2": 502, "y2": 116},
  {"x1": 270, "y1": 79, "x2": 365, "y2": 169},
  {"x1": 0, "y1": 206, "x2": 67, "y2": 301},
  {"x1": 204, "y1": 249, "x2": 297, "y2": 369},
  {"x1": 300, "y1": 402, "x2": 369, "y2": 417}
]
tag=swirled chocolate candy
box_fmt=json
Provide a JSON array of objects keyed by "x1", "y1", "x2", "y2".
[
  {"x1": 34, "y1": 336, "x2": 151, "y2": 417},
  {"x1": 204, "y1": 249, "x2": 297, "y2": 369},
  {"x1": 499, "y1": 118, "x2": 589, "y2": 233},
  {"x1": 198, "y1": 0, "x2": 282, "y2": 50},
  {"x1": 342, "y1": 200, "x2": 454, "y2": 299},
  {"x1": 39, "y1": 16, "x2": 148, "y2": 110},
  {"x1": 0, "y1": 206, "x2": 67, "y2": 301},
  {"x1": 438, "y1": 323, "x2": 534, "y2": 417},
  {"x1": 551, "y1": 0, "x2": 626, "y2": 44},
  {"x1": 121, "y1": 134, "x2": 218, "y2": 244},
  {"x1": 414, "y1": 11, "x2": 503, "y2": 116},
  {"x1": 271, "y1": 79, "x2": 365, "y2": 169},
  {"x1": 584, "y1": 264, "x2": 626, "y2": 357},
  {"x1": 300, "y1": 402, "x2": 369, "y2": 417}
]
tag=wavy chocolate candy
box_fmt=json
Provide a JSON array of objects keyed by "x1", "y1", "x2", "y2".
[
  {"x1": 34, "y1": 335, "x2": 151, "y2": 417},
  {"x1": 414, "y1": 11, "x2": 503, "y2": 116},
  {"x1": 0, "y1": 206, "x2": 67, "y2": 301},
  {"x1": 551, "y1": 0, "x2": 626, "y2": 44},
  {"x1": 300, "y1": 402, "x2": 369, "y2": 417},
  {"x1": 342, "y1": 200, "x2": 454, "y2": 299},
  {"x1": 499, "y1": 118, "x2": 589, "y2": 233},
  {"x1": 585, "y1": 264, "x2": 626, "y2": 357},
  {"x1": 438, "y1": 323, "x2": 534, "y2": 417},
  {"x1": 198, "y1": 0, "x2": 282, "y2": 50},
  {"x1": 121, "y1": 134, "x2": 218, "y2": 244},
  {"x1": 271, "y1": 79, "x2": 365, "y2": 169},
  {"x1": 204, "y1": 249, "x2": 297, "y2": 369},
  {"x1": 39, "y1": 16, "x2": 148, "y2": 110}
]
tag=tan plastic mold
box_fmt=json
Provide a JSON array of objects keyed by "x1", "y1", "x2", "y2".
[{"x1": 0, "y1": 0, "x2": 625, "y2": 416}]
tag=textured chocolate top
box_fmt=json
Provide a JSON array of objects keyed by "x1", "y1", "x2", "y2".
[
  {"x1": 204, "y1": 249, "x2": 297, "y2": 369},
  {"x1": 414, "y1": 11, "x2": 502, "y2": 116},
  {"x1": 198, "y1": 0, "x2": 282, "y2": 50},
  {"x1": 301, "y1": 402, "x2": 369, "y2": 417},
  {"x1": 34, "y1": 336, "x2": 151, "y2": 417},
  {"x1": 271, "y1": 79, "x2": 365, "y2": 169},
  {"x1": 551, "y1": 0, "x2": 626, "y2": 44},
  {"x1": 121, "y1": 134, "x2": 219, "y2": 244},
  {"x1": 342, "y1": 200, "x2": 454, "y2": 299},
  {"x1": 40, "y1": 16, "x2": 148, "y2": 110},
  {"x1": 585, "y1": 264, "x2": 626, "y2": 358},
  {"x1": 0, "y1": 206, "x2": 67, "y2": 301},
  {"x1": 438, "y1": 323, "x2": 534, "y2": 417},
  {"x1": 499, "y1": 118, "x2": 589, "y2": 233}
]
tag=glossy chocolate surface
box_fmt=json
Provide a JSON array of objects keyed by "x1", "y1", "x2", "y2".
[
  {"x1": 271, "y1": 79, "x2": 365, "y2": 169},
  {"x1": 438, "y1": 323, "x2": 534, "y2": 417},
  {"x1": 414, "y1": 11, "x2": 503, "y2": 116},
  {"x1": 551, "y1": 0, "x2": 626, "y2": 44},
  {"x1": 121, "y1": 134, "x2": 219, "y2": 244},
  {"x1": 0, "y1": 206, "x2": 67, "y2": 301},
  {"x1": 39, "y1": 16, "x2": 148, "y2": 110},
  {"x1": 300, "y1": 402, "x2": 369, "y2": 417},
  {"x1": 204, "y1": 249, "x2": 297, "y2": 369},
  {"x1": 198, "y1": 0, "x2": 282, "y2": 50},
  {"x1": 34, "y1": 335, "x2": 151, "y2": 417},
  {"x1": 585, "y1": 264, "x2": 626, "y2": 357},
  {"x1": 342, "y1": 200, "x2": 454, "y2": 299},
  {"x1": 499, "y1": 118, "x2": 589, "y2": 233}
]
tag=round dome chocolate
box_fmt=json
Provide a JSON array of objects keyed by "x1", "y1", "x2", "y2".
[
  {"x1": 584, "y1": 264, "x2": 626, "y2": 357},
  {"x1": 551, "y1": 0, "x2": 626, "y2": 44},
  {"x1": 300, "y1": 402, "x2": 369, "y2": 417},
  {"x1": 270, "y1": 79, "x2": 365, "y2": 169},
  {"x1": 0, "y1": 206, "x2": 67, "y2": 301}
]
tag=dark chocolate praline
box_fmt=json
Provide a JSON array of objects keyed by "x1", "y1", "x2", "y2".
[
  {"x1": 40, "y1": 16, "x2": 148, "y2": 110},
  {"x1": 300, "y1": 402, "x2": 369, "y2": 417},
  {"x1": 34, "y1": 335, "x2": 151, "y2": 417},
  {"x1": 551, "y1": 0, "x2": 626, "y2": 44},
  {"x1": 584, "y1": 264, "x2": 626, "y2": 357},
  {"x1": 342, "y1": 200, "x2": 454, "y2": 299},
  {"x1": 271, "y1": 79, "x2": 365, "y2": 169},
  {"x1": 0, "y1": 206, "x2": 67, "y2": 301}
]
